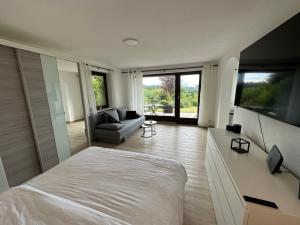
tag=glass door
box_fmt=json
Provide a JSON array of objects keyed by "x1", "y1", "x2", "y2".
[
  {"x1": 143, "y1": 75, "x2": 176, "y2": 119},
  {"x1": 176, "y1": 73, "x2": 201, "y2": 123},
  {"x1": 143, "y1": 72, "x2": 201, "y2": 124}
]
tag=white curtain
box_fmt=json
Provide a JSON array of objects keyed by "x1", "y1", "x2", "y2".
[
  {"x1": 198, "y1": 64, "x2": 218, "y2": 127},
  {"x1": 78, "y1": 62, "x2": 97, "y2": 115},
  {"x1": 128, "y1": 71, "x2": 144, "y2": 115}
]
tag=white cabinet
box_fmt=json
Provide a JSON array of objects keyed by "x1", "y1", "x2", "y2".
[{"x1": 206, "y1": 128, "x2": 300, "y2": 225}]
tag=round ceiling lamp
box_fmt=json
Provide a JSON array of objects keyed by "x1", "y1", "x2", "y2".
[{"x1": 123, "y1": 38, "x2": 139, "y2": 46}]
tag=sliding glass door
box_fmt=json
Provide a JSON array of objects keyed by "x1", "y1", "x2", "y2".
[
  {"x1": 178, "y1": 74, "x2": 200, "y2": 121},
  {"x1": 143, "y1": 72, "x2": 201, "y2": 124},
  {"x1": 143, "y1": 75, "x2": 175, "y2": 117}
]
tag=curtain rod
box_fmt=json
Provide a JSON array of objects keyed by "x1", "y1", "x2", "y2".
[
  {"x1": 121, "y1": 65, "x2": 218, "y2": 74},
  {"x1": 87, "y1": 63, "x2": 113, "y2": 72}
]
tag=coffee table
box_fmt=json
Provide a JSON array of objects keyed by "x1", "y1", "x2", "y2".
[{"x1": 142, "y1": 120, "x2": 157, "y2": 138}]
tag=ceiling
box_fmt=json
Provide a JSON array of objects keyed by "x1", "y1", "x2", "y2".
[
  {"x1": 0, "y1": 0, "x2": 299, "y2": 69},
  {"x1": 57, "y1": 59, "x2": 78, "y2": 73}
]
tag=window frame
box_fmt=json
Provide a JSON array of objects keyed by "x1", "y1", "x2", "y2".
[{"x1": 91, "y1": 71, "x2": 109, "y2": 110}]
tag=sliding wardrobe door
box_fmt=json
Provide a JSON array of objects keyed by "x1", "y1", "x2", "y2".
[
  {"x1": 0, "y1": 157, "x2": 9, "y2": 192},
  {"x1": 16, "y1": 49, "x2": 59, "y2": 171},
  {"x1": 0, "y1": 45, "x2": 41, "y2": 186},
  {"x1": 40, "y1": 55, "x2": 71, "y2": 162}
]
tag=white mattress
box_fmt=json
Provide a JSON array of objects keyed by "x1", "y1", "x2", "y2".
[{"x1": 0, "y1": 147, "x2": 187, "y2": 225}]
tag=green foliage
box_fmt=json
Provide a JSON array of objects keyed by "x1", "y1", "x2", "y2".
[
  {"x1": 240, "y1": 77, "x2": 293, "y2": 110},
  {"x1": 180, "y1": 87, "x2": 198, "y2": 108},
  {"x1": 92, "y1": 76, "x2": 107, "y2": 107},
  {"x1": 159, "y1": 99, "x2": 170, "y2": 106},
  {"x1": 180, "y1": 107, "x2": 198, "y2": 113},
  {"x1": 144, "y1": 87, "x2": 161, "y2": 104},
  {"x1": 144, "y1": 84, "x2": 199, "y2": 113}
]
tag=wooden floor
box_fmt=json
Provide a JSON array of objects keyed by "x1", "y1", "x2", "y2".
[
  {"x1": 67, "y1": 120, "x2": 88, "y2": 155},
  {"x1": 95, "y1": 123, "x2": 216, "y2": 225}
]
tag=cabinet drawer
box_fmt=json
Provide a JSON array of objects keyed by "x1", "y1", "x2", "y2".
[
  {"x1": 208, "y1": 135, "x2": 246, "y2": 225},
  {"x1": 206, "y1": 147, "x2": 225, "y2": 225},
  {"x1": 207, "y1": 148, "x2": 236, "y2": 225},
  {"x1": 207, "y1": 133, "x2": 215, "y2": 152}
]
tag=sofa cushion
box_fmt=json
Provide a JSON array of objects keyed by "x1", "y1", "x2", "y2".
[
  {"x1": 97, "y1": 123, "x2": 124, "y2": 130},
  {"x1": 126, "y1": 111, "x2": 140, "y2": 119},
  {"x1": 94, "y1": 116, "x2": 145, "y2": 144},
  {"x1": 117, "y1": 107, "x2": 127, "y2": 121},
  {"x1": 104, "y1": 109, "x2": 120, "y2": 123}
]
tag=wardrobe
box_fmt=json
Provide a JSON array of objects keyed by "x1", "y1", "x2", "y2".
[{"x1": 0, "y1": 44, "x2": 70, "y2": 187}]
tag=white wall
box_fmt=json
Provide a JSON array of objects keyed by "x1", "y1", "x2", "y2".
[
  {"x1": 214, "y1": 48, "x2": 240, "y2": 128},
  {"x1": 234, "y1": 107, "x2": 300, "y2": 177},
  {"x1": 59, "y1": 71, "x2": 84, "y2": 122}
]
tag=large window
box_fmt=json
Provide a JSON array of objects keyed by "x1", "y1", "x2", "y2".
[{"x1": 91, "y1": 71, "x2": 109, "y2": 110}]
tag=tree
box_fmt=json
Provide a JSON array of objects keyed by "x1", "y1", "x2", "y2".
[
  {"x1": 159, "y1": 76, "x2": 175, "y2": 96},
  {"x1": 159, "y1": 76, "x2": 175, "y2": 105}
]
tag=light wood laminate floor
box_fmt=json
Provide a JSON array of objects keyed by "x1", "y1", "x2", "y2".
[
  {"x1": 95, "y1": 123, "x2": 216, "y2": 225},
  {"x1": 67, "y1": 120, "x2": 88, "y2": 155}
]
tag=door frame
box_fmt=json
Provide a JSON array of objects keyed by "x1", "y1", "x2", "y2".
[{"x1": 144, "y1": 71, "x2": 201, "y2": 124}]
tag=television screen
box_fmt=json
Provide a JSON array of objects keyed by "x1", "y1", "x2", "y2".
[
  {"x1": 235, "y1": 12, "x2": 300, "y2": 127},
  {"x1": 235, "y1": 70, "x2": 300, "y2": 127}
]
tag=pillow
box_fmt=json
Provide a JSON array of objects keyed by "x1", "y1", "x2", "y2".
[
  {"x1": 96, "y1": 123, "x2": 124, "y2": 130},
  {"x1": 117, "y1": 107, "x2": 127, "y2": 121},
  {"x1": 104, "y1": 110, "x2": 120, "y2": 123},
  {"x1": 126, "y1": 111, "x2": 140, "y2": 119}
]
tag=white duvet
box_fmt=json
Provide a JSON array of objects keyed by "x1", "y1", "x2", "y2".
[{"x1": 0, "y1": 147, "x2": 187, "y2": 225}]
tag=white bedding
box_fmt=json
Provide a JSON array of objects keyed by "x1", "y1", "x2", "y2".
[
  {"x1": 0, "y1": 147, "x2": 187, "y2": 225},
  {"x1": 0, "y1": 185, "x2": 129, "y2": 225}
]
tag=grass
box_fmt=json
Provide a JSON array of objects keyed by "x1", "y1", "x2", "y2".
[
  {"x1": 180, "y1": 107, "x2": 198, "y2": 113},
  {"x1": 145, "y1": 106, "x2": 198, "y2": 113}
]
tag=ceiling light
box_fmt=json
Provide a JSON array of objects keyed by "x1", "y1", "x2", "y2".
[{"x1": 123, "y1": 38, "x2": 139, "y2": 46}]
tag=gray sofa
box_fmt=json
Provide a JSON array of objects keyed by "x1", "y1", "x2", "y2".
[{"x1": 89, "y1": 108, "x2": 145, "y2": 144}]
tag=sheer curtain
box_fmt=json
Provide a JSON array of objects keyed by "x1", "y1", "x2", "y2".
[
  {"x1": 198, "y1": 64, "x2": 218, "y2": 127},
  {"x1": 78, "y1": 62, "x2": 97, "y2": 115},
  {"x1": 128, "y1": 71, "x2": 144, "y2": 115}
]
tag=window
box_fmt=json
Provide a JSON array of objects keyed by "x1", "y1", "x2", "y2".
[{"x1": 91, "y1": 71, "x2": 109, "y2": 110}]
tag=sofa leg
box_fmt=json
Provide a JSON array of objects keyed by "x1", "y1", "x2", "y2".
[{"x1": 121, "y1": 137, "x2": 127, "y2": 143}]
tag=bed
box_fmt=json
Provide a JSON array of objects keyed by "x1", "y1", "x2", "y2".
[{"x1": 0, "y1": 147, "x2": 188, "y2": 225}]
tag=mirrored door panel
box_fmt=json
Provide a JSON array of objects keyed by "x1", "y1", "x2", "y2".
[{"x1": 41, "y1": 55, "x2": 71, "y2": 162}]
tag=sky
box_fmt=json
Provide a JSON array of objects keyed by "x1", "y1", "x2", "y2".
[
  {"x1": 244, "y1": 72, "x2": 271, "y2": 83},
  {"x1": 143, "y1": 74, "x2": 199, "y2": 87}
]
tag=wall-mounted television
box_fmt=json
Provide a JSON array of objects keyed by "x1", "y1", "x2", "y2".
[{"x1": 235, "y1": 12, "x2": 300, "y2": 127}]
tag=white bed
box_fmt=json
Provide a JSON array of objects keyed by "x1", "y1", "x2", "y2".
[{"x1": 0, "y1": 147, "x2": 187, "y2": 225}]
